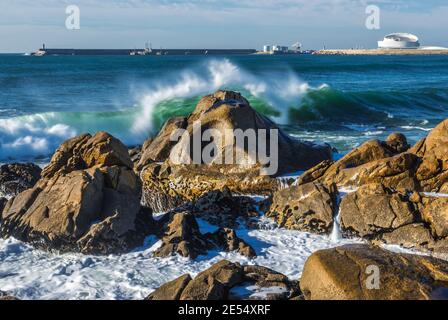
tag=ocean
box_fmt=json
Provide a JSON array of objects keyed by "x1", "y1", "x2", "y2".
[{"x1": 1, "y1": 54, "x2": 448, "y2": 162}]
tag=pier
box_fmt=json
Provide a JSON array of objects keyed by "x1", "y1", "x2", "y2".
[{"x1": 33, "y1": 48, "x2": 257, "y2": 56}]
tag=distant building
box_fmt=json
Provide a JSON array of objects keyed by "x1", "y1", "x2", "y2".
[
  {"x1": 378, "y1": 33, "x2": 420, "y2": 49},
  {"x1": 262, "y1": 44, "x2": 289, "y2": 54},
  {"x1": 263, "y1": 45, "x2": 272, "y2": 53}
]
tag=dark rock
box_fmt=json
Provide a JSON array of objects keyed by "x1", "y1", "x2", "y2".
[
  {"x1": 154, "y1": 211, "x2": 210, "y2": 259},
  {"x1": 128, "y1": 145, "x2": 142, "y2": 166},
  {"x1": 0, "y1": 163, "x2": 41, "y2": 198},
  {"x1": 147, "y1": 260, "x2": 296, "y2": 300},
  {"x1": 154, "y1": 211, "x2": 255, "y2": 259},
  {"x1": 175, "y1": 188, "x2": 260, "y2": 228},
  {"x1": 205, "y1": 228, "x2": 256, "y2": 258}
]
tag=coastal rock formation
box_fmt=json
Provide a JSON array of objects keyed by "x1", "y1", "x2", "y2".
[
  {"x1": 266, "y1": 182, "x2": 337, "y2": 234},
  {"x1": 0, "y1": 163, "x2": 42, "y2": 198},
  {"x1": 0, "y1": 132, "x2": 155, "y2": 254},
  {"x1": 300, "y1": 244, "x2": 448, "y2": 300},
  {"x1": 138, "y1": 90, "x2": 332, "y2": 212},
  {"x1": 270, "y1": 120, "x2": 448, "y2": 254},
  {"x1": 146, "y1": 260, "x2": 298, "y2": 300},
  {"x1": 154, "y1": 211, "x2": 255, "y2": 259}
]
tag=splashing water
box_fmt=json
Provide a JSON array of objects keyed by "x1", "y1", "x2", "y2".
[
  {"x1": 330, "y1": 208, "x2": 342, "y2": 243},
  {"x1": 0, "y1": 59, "x2": 321, "y2": 161}
]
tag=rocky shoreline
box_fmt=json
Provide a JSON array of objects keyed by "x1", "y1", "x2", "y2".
[{"x1": 1, "y1": 90, "x2": 448, "y2": 300}]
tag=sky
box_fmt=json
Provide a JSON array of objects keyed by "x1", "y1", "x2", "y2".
[{"x1": 0, "y1": 0, "x2": 447, "y2": 52}]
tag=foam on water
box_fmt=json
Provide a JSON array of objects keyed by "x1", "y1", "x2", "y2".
[{"x1": 0, "y1": 216, "x2": 360, "y2": 300}]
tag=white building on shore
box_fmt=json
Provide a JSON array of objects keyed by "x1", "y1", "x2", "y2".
[
  {"x1": 378, "y1": 33, "x2": 420, "y2": 49},
  {"x1": 262, "y1": 44, "x2": 289, "y2": 54}
]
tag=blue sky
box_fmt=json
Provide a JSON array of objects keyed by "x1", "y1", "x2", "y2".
[{"x1": 0, "y1": 0, "x2": 447, "y2": 52}]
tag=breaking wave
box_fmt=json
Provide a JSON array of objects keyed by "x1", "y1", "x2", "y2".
[{"x1": 0, "y1": 58, "x2": 445, "y2": 161}]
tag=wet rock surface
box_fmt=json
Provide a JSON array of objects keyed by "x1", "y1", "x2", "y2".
[
  {"x1": 170, "y1": 188, "x2": 261, "y2": 228},
  {"x1": 154, "y1": 211, "x2": 255, "y2": 259},
  {"x1": 146, "y1": 260, "x2": 298, "y2": 300},
  {"x1": 300, "y1": 244, "x2": 448, "y2": 300},
  {"x1": 0, "y1": 163, "x2": 42, "y2": 198}
]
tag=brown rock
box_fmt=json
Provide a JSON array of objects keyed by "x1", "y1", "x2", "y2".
[
  {"x1": 295, "y1": 160, "x2": 333, "y2": 186},
  {"x1": 180, "y1": 260, "x2": 244, "y2": 300},
  {"x1": 137, "y1": 117, "x2": 188, "y2": 169},
  {"x1": 146, "y1": 260, "x2": 296, "y2": 300},
  {"x1": 1, "y1": 132, "x2": 154, "y2": 254},
  {"x1": 385, "y1": 132, "x2": 410, "y2": 153},
  {"x1": 339, "y1": 184, "x2": 416, "y2": 238},
  {"x1": 267, "y1": 182, "x2": 337, "y2": 234},
  {"x1": 139, "y1": 90, "x2": 332, "y2": 211},
  {"x1": 300, "y1": 244, "x2": 448, "y2": 300},
  {"x1": 381, "y1": 223, "x2": 436, "y2": 250},
  {"x1": 146, "y1": 274, "x2": 192, "y2": 300},
  {"x1": 421, "y1": 196, "x2": 448, "y2": 238},
  {"x1": 412, "y1": 119, "x2": 448, "y2": 191},
  {"x1": 323, "y1": 152, "x2": 420, "y2": 191},
  {"x1": 41, "y1": 132, "x2": 132, "y2": 179}
]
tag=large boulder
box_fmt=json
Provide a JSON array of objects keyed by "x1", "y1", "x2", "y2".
[
  {"x1": 146, "y1": 260, "x2": 298, "y2": 300},
  {"x1": 1, "y1": 132, "x2": 155, "y2": 254},
  {"x1": 266, "y1": 182, "x2": 337, "y2": 234},
  {"x1": 139, "y1": 90, "x2": 332, "y2": 212},
  {"x1": 300, "y1": 244, "x2": 448, "y2": 300},
  {"x1": 0, "y1": 163, "x2": 41, "y2": 198}
]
